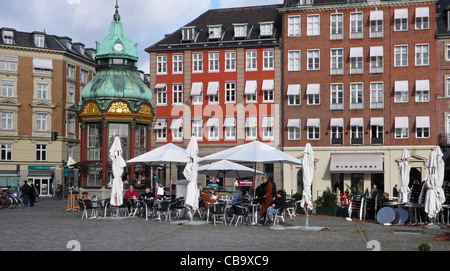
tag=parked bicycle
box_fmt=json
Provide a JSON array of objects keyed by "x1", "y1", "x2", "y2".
[{"x1": 0, "y1": 188, "x2": 24, "y2": 209}]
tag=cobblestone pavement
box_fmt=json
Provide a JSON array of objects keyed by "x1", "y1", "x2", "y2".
[{"x1": 0, "y1": 199, "x2": 449, "y2": 252}]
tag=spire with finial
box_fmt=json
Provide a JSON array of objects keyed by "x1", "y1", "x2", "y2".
[{"x1": 113, "y1": 0, "x2": 121, "y2": 21}]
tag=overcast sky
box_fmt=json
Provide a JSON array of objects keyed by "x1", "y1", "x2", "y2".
[{"x1": 0, "y1": 0, "x2": 282, "y2": 73}]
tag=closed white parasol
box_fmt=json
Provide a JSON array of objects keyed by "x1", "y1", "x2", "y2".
[
  {"x1": 399, "y1": 149, "x2": 411, "y2": 203},
  {"x1": 301, "y1": 143, "x2": 314, "y2": 213},
  {"x1": 110, "y1": 136, "x2": 126, "y2": 207},
  {"x1": 424, "y1": 146, "x2": 446, "y2": 223},
  {"x1": 183, "y1": 136, "x2": 199, "y2": 220}
]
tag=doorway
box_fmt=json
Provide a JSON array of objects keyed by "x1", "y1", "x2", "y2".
[{"x1": 28, "y1": 178, "x2": 52, "y2": 197}]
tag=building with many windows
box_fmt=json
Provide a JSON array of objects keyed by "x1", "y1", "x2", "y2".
[
  {"x1": 280, "y1": 0, "x2": 438, "y2": 198},
  {"x1": 146, "y1": 5, "x2": 283, "y2": 191},
  {"x1": 0, "y1": 27, "x2": 96, "y2": 196}
]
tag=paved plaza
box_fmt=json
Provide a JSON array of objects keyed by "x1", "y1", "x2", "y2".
[{"x1": 0, "y1": 198, "x2": 449, "y2": 252}]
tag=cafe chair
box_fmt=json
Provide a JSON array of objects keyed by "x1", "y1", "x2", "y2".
[
  {"x1": 77, "y1": 199, "x2": 88, "y2": 219},
  {"x1": 365, "y1": 191, "x2": 383, "y2": 220},
  {"x1": 285, "y1": 198, "x2": 296, "y2": 219},
  {"x1": 272, "y1": 207, "x2": 286, "y2": 226},
  {"x1": 348, "y1": 194, "x2": 366, "y2": 220},
  {"x1": 229, "y1": 205, "x2": 248, "y2": 227},
  {"x1": 212, "y1": 203, "x2": 227, "y2": 226},
  {"x1": 404, "y1": 180, "x2": 426, "y2": 224},
  {"x1": 154, "y1": 200, "x2": 172, "y2": 222},
  {"x1": 171, "y1": 198, "x2": 187, "y2": 220},
  {"x1": 440, "y1": 182, "x2": 450, "y2": 225}
]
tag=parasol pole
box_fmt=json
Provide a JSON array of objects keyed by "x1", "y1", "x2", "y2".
[
  {"x1": 253, "y1": 162, "x2": 257, "y2": 198},
  {"x1": 169, "y1": 162, "x2": 172, "y2": 198}
]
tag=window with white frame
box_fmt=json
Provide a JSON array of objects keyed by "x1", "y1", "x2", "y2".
[
  {"x1": 262, "y1": 80, "x2": 274, "y2": 102},
  {"x1": 157, "y1": 55, "x2": 167, "y2": 74},
  {"x1": 395, "y1": 45, "x2": 408, "y2": 67},
  {"x1": 330, "y1": 83, "x2": 344, "y2": 110},
  {"x1": 36, "y1": 113, "x2": 48, "y2": 131},
  {"x1": 307, "y1": 84, "x2": 320, "y2": 105},
  {"x1": 207, "y1": 81, "x2": 219, "y2": 104},
  {"x1": 173, "y1": 54, "x2": 183, "y2": 74},
  {"x1": 350, "y1": 83, "x2": 364, "y2": 110},
  {"x1": 307, "y1": 49, "x2": 320, "y2": 71},
  {"x1": 245, "y1": 116, "x2": 257, "y2": 140},
  {"x1": 67, "y1": 84, "x2": 75, "y2": 104},
  {"x1": 446, "y1": 77, "x2": 450, "y2": 97},
  {"x1": 0, "y1": 56, "x2": 18, "y2": 72},
  {"x1": 370, "y1": 82, "x2": 384, "y2": 109},
  {"x1": 263, "y1": 50, "x2": 274, "y2": 70},
  {"x1": 287, "y1": 84, "x2": 301, "y2": 106},
  {"x1": 350, "y1": 125, "x2": 363, "y2": 144},
  {"x1": 207, "y1": 118, "x2": 219, "y2": 141},
  {"x1": 245, "y1": 80, "x2": 257, "y2": 103},
  {"x1": 350, "y1": 12, "x2": 363, "y2": 39},
  {"x1": 192, "y1": 118, "x2": 203, "y2": 139},
  {"x1": 415, "y1": 80, "x2": 430, "y2": 102},
  {"x1": 34, "y1": 35, "x2": 45, "y2": 48},
  {"x1": 350, "y1": 47, "x2": 363, "y2": 74},
  {"x1": 80, "y1": 70, "x2": 88, "y2": 84},
  {"x1": 172, "y1": 84, "x2": 183, "y2": 105},
  {"x1": 208, "y1": 25, "x2": 222, "y2": 39},
  {"x1": 182, "y1": 27, "x2": 196, "y2": 41},
  {"x1": 416, "y1": 116, "x2": 430, "y2": 138},
  {"x1": 224, "y1": 117, "x2": 236, "y2": 140},
  {"x1": 288, "y1": 16, "x2": 301, "y2": 37},
  {"x1": 36, "y1": 144, "x2": 47, "y2": 161},
  {"x1": 246, "y1": 50, "x2": 257, "y2": 71},
  {"x1": 225, "y1": 51, "x2": 236, "y2": 71},
  {"x1": 225, "y1": 82, "x2": 236, "y2": 103},
  {"x1": 1, "y1": 111, "x2": 13, "y2": 130},
  {"x1": 262, "y1": 116, "x2": 274, "y2": 140},
  {"x1": 394, "y1": 9, "x2": 408, "y2": 31},
  {"x1": 287, "y1": 119, "x2": 301, "y2": 140},
  {"x1": 37, "y1": 83, "x2": 48, "y2": 100},
  {"x1": 1, "y1": 80, "x2": 13, "y2": 97},
  {"x1": 370, "y1": 10, "x2": 383, "y2": 38},
  {"x1": 415, "y1": 7, "x2": 429, "y2": 30},
  {"x1": 0, "y1": 143, "x2": 12, "y2": 161},
  {"x1": 415, "y1": 44, "x2": 429, "y2": 66},
  {"x1": 370, "y1": 46, "x2": 384, "y2": 74},
  {"x1": 234, "y1": 24, "x2": 247, "y2": 38},
  {"x1": 307, "y1": 15, "x2": 320, "y2": 36},
  {"x1": 260, "y1": 22, "x2": 273, "y2": 37},
  {"x1": 395, "y1": 117, "x2": 409, "y2": 139},
  {"x1": 395, "y1": 81, "x2": 409, "y2": 103},
  {"x1": 330, "y1": 13, "x2": 343, "y2": 40},
  {"x1": 288, "y1": 50, "x2": 300, "y2": 71},
  {"x1": 330, "y1": 48, "x2": 343, "y2": 75},
  {"x1": 208, "y1": 52, "x2": 219, "y2": 72},
  {"x1": 67, "y1": 64, "x2": 75, "y2": 79},
  {"x1": 156, "y1": 84, "x2": 167, "y2": 105},
  {"x1": 192, "y1": 53, "x2": 203, "y2": 72},
  {"x1": 155, "y1": 119, "x2": 167, "y2": 141},
  {"x1": 171, "y1": 118, "x2": 183, "y2": 141},
  {"x1": 307, "y1": 119, "x2": 320, "y2": 140},
  {"x1": 330, "y1": 119, "x2": 344, "y2": 145}
]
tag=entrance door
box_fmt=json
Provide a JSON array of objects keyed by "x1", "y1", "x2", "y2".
[{"x1": 28, "y1": 178, "x2": 52, "y2": 197}]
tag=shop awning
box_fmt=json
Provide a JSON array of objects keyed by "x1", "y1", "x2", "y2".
[{"x1": 330, "y1": 153, "x2": 384, "y2": 173}]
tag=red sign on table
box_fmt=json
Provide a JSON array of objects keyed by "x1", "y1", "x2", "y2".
[{"x1": 235, "y1": 180, "x2": 253, "y2": 187}]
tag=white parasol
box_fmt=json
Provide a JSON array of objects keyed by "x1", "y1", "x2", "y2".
[
  {"x1": 424, "y1": 146, "x2": 446, "y2": 222},
  {"x1": 198, "y1": 159, "x2": 264, "y2": 179},
  {"x1": 300, "y1": 143, "x2": 314, "y2": 214},
  {"x1": 109, "y1": 136, "x2": 126, "y2": 206},
  {"x1": 183, "y1": 136, "x2": 199, "y2": 220},
  {"x1": 399, "y1": 149, "x2": 411, "y2": 203}
]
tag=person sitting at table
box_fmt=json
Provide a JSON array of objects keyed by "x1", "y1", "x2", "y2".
[
  {"x1": 264, "y1": 190, "x2": 286, "y2": 226},
  {"x1": 124, "y1": 185, "x2": 139, "y2": 211},
  {"x1": 156, "y1": 182, "x2": 165, "y2": 198},
  {"x1": 257, "y1": 175, "x2": 273, "y2": 222},
  {"x1": 140, "y1": 187, "x2": 154, "y2": 200},
  {"x1": 201, "y1": 187, "x2": 216, "y2": 210},
  {"x1": 209, "y1": 187, "x2": 218, "y2": 201}
]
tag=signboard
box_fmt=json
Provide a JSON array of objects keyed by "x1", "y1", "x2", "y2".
[
  {"x1": 234, "y1": 180, "x2": 253, "y2": 187},
  {"x1": 28, "y1": 166, "x2": 56, "y2": 170}
]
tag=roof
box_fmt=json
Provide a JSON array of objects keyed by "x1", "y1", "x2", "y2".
[
  {"x1": 0, "y1": 27, "x2": 96, "y2": 63},
  {"x1": 146, "y1": 4, "x2": 283, "y2": 52}
]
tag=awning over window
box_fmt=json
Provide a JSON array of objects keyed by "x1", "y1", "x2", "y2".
[
  {"x1": 0, "y1": 55, "x2": 18, "y2": 62},
  {"x1": 245, "y1": 80, "x2": 257, "y2": 95},
  {"x1": 416, "y1": 116, "x2": 430, "y2": 128},
  {"x1": 370, "y1": 46, "x2": 383, "y2": 57},
  {"x1": 154, "y1": 119, "x2": 167, "y2": 130},
  {"x1": 33, "y1": 58, "x2": 53, "y2": 70},
  {"x1": 416, "y1": 7, "x2": 429, "y2": 18},
  {"x1": 287, "y1": 84, "x2": 301, "y2": 96},
  {"x1": 154, "y1": 83, "x2": 167, "y2": 90},
  {"x1": 350, "y1": 47, "x2": 363, "y2": 58},
  {"x1": 191, "y1": 82, "x2": 203, "y2": 96},
  {"x1": 330, "y1": 118, "x2": 344, "y2": 127},
  {"x1": 287, "y1": 119, "x2": 301, "y2": 128},
  {"x1": 170, "y1": 118, "x2": 183, "y2": 129},
  {"x1": 416, "y1": 80, "x2": 429, "y2": 91},
  {"x1": 306, "y1": 118, "x2": 320, "y2": 128},
  {"x1": 370, "y1": 117, "x2": 384, "y2": 126},
  {"x1": 207, "y1": 81, "x2": 219, "y2": 96},
  {"x1": 350, "y1": 118, "x2": 364, "y2": 127},
  {"x1": 261, "y1": 116, "x2": 274, "y2": 128},
  {"x1": 245, "y1": 116, "x2": 257, "y2": 128},
  {"x1": 262, "y1": 79, "x2": 274, "y2": 91},
  {"x1": 394, "y1": 8, "x2": 408, "y2": 19},
  {"x1": 395, "y1": 81, "x2": 408, "y2": 92},
  {"x1": 370, "y1": 10, "x2": 383, "y2": 21},
  {"x1": 395, "y1": 117, "x2": 409, "y2": 129},
  {"x1": 223, "y1": 117, "x2": 236, "y2": 127},
  {"x1": 206, "y1": 118, "x2": 219, "y2": 127},
  {"x1": 330, "y1": 153, "x2": 384, "y2": 173},
  {"x1": 306, "y1": 84, "x2": 320, "y2": 95}
]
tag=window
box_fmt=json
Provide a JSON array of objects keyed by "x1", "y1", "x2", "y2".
[
  {"x1": 330, "y1": 120, "x2": 343, "y2": 145},
  {"x1": 1, "y1": 80, "x2": 13, "y2": 97},
  {"x1": 156, "y1": 85, "x2": 167, "y2": 105},
  {"x1": 446, "y1": 77, "x2": 450, "y2": 97},
  {"x1": 287, "y1": 84, "x2": 301, "y2": 106},
  {"x1": 395, "y1": 45, "x2": 408, "y2": 67},
  {"x1": 80, "y1": 70, "x2": 88, "y2": 83},
  {"x1": 134, "y1": 125, "x2": 147, "y2": 156},
  {"x1": 155, "y1": 120, "x2": 167, "y2": 141},
  {"x1": 34, "y1": 35, "x2": 45, "y2": 47},
  {"x1": 415, "y1": 80, "x2": 430, "y2": 102},
  {"x1": 350, "y1": 12, "x2": 363, "y2": 39},
  {"x1": 36, "y1": 83, "x2": 48, "y2": 100},
  {"x1": 192, "y1": 119, "x2": 203, "y2": 139},
  {"x1": 245, "y1": 116, "x2": 257, "y2": 140},
  {"x1": 307, "y1": 119, "x2": 320, "y2": 140},
  {"x1": 192, "y1": 53, "x2": 203, "y2": 72},
  {"x1": 246, "y1": 50, "x2": 257, "y2": 71},
  {"x1": 370, "y1": 10, "x2": 383, "y2": 38},
  {"x1": 288, "y1": 50, "x2": 301, "y2": 71},
  {"x1": 225, "y1": 51, "x2": 236, "y2": 71},
  {"x1": 207, "y1": 118, "x2": 219, "y2": 141},
  {"x1": 234, "y1": 24, "x2": 247, "y2": 38},
  {"x1": 171, "y1": 118, "x2": 183, "y2": 141},
  {"x1": 157, "y1": 55, "x2": 167, "y2": 74},
  {"x1": 307, "y1": 50, "x2": 320, "y2": 70},
  {"x1": 263, "y1": 50, "x2": 274, "y2": 70},
  {"x1": 350, "y1": 83, "x2": 364, "y2": 110},
  {"x1": 208, "y1": 25, "x2": 222, "y2": 39},
  {"x1": 370, "y1": 46, "x2": 384, "y2": 74},
  {"x1": 207, "y1": 82, "x2": 219, "y2": 104},
  {"x1": 225, "y1": 82, "x2": 236, "y2": 103},
  {"x1": 416, "y1": 116, "x2": 430, "y2": 138},
  {"x1": 36, "y1": 113, "x2": 48, "y2": 131},
  {"x1": 173, "y1": 54, "x2": 183, "y2": 73},
  {"x1": 260, "y1": 23, "x2": 273, "y2": 37},
  {"x1": 330, "y1": 49, "x2": 343, "y2": 75},
  {"x1": 172, "y1": 84, "x2": 183, "y2": 105},
  {"x1": 2, "y1": 31, "x2": 14, "y2": 44},
  {"x1": 350, "y1": 47, "x2": 363, "y2": 74},
  {"x1": 415, "y1": 44, "x2": 429, "y2": 66},
  {"x1": 307, "y1": 84, "x2": 320, "y2": 105},
  {"x1": 415, "y1": 7, "x2": 429, "y2": 30},
  {"x1": 330, "y1": 83, "x2": 344, "y2": 110},
  {"x1": 182, "y1": 27, "x2": 196, "y2": 41},
  {"x1": 224, "y1": 117, "x2": 236, "y2": 140},
  {"x1": 288, "y1": 16, "x2": 301, "y2": 37},
  {"x1": 208, "y1": 52, "x2": 219, "y2": 72},
  {"x1": 87, "y1": 124, "x2": 102, "y2": 160},
  {"x1": 0, "y1": 143, "x2": 12, "y2": 161},
  {"x1": 262, "y1": 116, "x2": 274, "y2": 140},
  {"x1": 370, "y1": 82, "x2": 384, "y2": 109},
  {"x1": 67, "y1": 64, "x2": 75, "y2": 79},
  {"x1": 262, "y1": 80, "x2": 274, "y2": 103},
  {"x1": 330, "y1": 14, "x2": 343, "y2": 40},
  {"x1": 307, "y1": 15, "x2": 320, "y2": 36},
  {"x1": 394, "y1": 9, "x2": 408, "y2": 31},
  {"x1": 36, "y1": 144, "x2": 47, "y2": 161},
  {"x1": 446, "y1": 44, "x2": 450, "y2": 61},
  {"x1": 351, "y1": 126, "x2": 363, "y2": 145},
  {"x1": 288, "y1": 119, "x2": 301, "y2": 140},
  {"x1": 394, "y1": 81, "x2": 409, "y2": 103},
  {"x1": 67, "y1": 84, "x2": 75, "y2": 104},
  {"x1": 395, "y1": 117, "x2": 409, "y2": 139},
  {"x1": 371, "y1": 119, "x2": 384, "y2": 145},
  {"x1": 1, "y1": 111, "x2": 13, "y2": 130}
]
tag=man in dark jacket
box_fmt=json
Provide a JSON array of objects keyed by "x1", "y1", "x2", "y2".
[
  {"x1": 264, "y1": 190, "x2": 286, "y2": 226},
  {"x1": 21, "y1": 180, "x2": 31, "y2": 207}
]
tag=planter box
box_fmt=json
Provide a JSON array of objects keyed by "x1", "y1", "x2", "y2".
[{"x1": 315, "y1": 206, "x2": 348, "y2": 217}]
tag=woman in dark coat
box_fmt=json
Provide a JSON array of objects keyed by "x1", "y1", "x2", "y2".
[{"x1": 257, "y1": 175, "x2": 273, "y2": 218}]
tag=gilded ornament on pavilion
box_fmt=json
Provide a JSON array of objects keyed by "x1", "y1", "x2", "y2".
[
  {"x1": 139, "y1": 104, "x2": 151, "y2": 115},
  {"x1": 82, "y1": 102, "x2": 100, "y2": 115},
  {"x1": 108, "y1": 102, "x2": 131, "y2": 113}
]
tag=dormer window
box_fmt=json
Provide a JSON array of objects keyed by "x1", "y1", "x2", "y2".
[
  {"x1": 34, "y1": 34, "x2": 45, "y2": 48},
  {"x1": 2, "y1": 31, "x2": 14, "y2": 45},
  {"x1": 208, "y1": 25, "x2": 222, "y2": 40},
  {"x1": 67, "y1": 41, "x2": 72, "y2": 50},
  {"x1": 259, "y1": 22, "x2": 274, "y2": 37},
  {"x1": 234, "y1": 24, "x2": 248, "y2": 39},
  {"x1": 182, "y1": 26, "x2": 197, "y2": 42}
]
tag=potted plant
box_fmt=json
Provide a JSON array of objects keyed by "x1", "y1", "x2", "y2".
[{"x1": 315, "y1": 189, "x2": 347, "y2": 217}]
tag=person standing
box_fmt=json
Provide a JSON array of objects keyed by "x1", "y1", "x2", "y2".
[
  {"x1": 29, "y1": 181, "x2": 36, "y2": 207},
  {"x1": 21, "y1": 180, "x2": 31, "y2": 207},
  {"x1": 257, "y1": 175, "x2": 273, "y2": 221},
  {"x1": 393, "y1": 184, "x2": 399, "y2": 199}
]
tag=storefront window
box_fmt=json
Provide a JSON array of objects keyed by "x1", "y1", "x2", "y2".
[
  {"x1": 87, "y1": 124, "x2": 102, "y2": 161},
  {"x1": 87, "y1": 166, "x2": 102, "y2": 187},
  {"x1": 108, "y1": 123, "x2": 129, "y2": 160}
]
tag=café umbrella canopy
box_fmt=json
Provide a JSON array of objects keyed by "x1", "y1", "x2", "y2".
[
  {"x1": 184, "y1": 136, "x2": 199, "y2": 219},
  {"x1": 399, "y1": 149, "x2": 411, "y2": 203},
  {"x1": 301, "y1": 143, "x2": 314, "y2": 213},
  {"x1": 198, "y1": 159, "x2": 264, "y2": 179},
  {"x1": 110, "y1": 136, "x2": 126, "y2": 206},
  {"x1": 424, "y1": 146, "x2": 446, "y2": 222}
]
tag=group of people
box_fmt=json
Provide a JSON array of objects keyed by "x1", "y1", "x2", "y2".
[
  {"x1": 21, "y1": 180, "x2": 37, "y2": 207},
  {"x1": 122, "y1": 184, "x2": 166, "y2": 211}
]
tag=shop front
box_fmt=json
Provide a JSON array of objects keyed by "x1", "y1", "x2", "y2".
[{"x1": 27, "y1": 166, "x2": 56, "y2": 197}]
